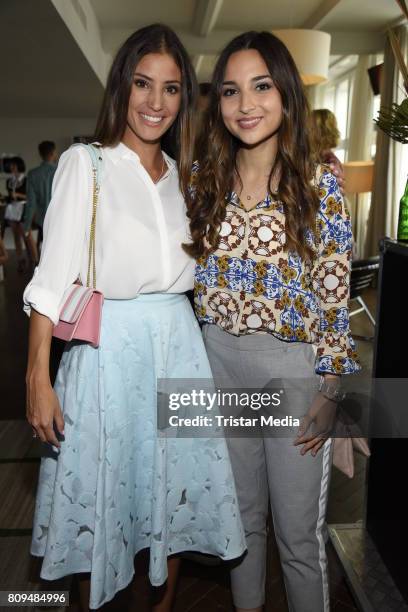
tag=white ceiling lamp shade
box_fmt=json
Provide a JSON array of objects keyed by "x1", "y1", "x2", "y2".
[{"x1": 272, "y1": 29, "x2": 331, "y2": 86}]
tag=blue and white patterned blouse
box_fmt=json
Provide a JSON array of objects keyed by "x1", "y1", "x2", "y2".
[{"x1": 193, "y1": 163, "x2": 361, "y2": 376}]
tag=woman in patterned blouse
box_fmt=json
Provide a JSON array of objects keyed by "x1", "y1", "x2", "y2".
[{"x1": 185, "y1": 31, "x2": 360, "y2": 612}]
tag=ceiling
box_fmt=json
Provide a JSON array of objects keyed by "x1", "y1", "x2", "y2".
[
  {"x1": 92, "y1": 0, "x2": 195, "y2": 29},
  {"x1": 91, "y1": 0, "x2": 402, "y2": 31},
  {"x1": 0, "y1": 0, "x2": 104, "y2": 118},
  {"x1": 322, "y1": 0, "x2": 403, "y2": 31},
  {"x1": 0, "y1": 0, "x2": 404, "y2": 119},
  {"x1": 91, "y1": 0, "x2": 403, "y2": 80}
]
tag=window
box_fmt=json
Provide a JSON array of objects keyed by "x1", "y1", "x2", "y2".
[
  {"x1": 323, "y1": 71, "x2": 354, "y2": 162},
  {"x1": 371, "y1": 95, "x2": 381, "y2": 158},
  {"x1": 371, "y1": 54, "x2": 385, "y2": 159}
]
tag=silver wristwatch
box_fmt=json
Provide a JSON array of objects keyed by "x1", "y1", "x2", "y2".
[{"x1": 318, "y1": 375, "x2": 345, "y2": 402}]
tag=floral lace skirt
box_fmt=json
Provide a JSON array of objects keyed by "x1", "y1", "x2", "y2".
[{"x1": 30, "y1": 293, "x2": 246, "y2": 609}]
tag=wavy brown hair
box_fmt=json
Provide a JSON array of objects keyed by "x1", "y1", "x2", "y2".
[
  {"x1": 184, "y1": 31, "x2": 320, "y2": 261},
  {"x1": 94, "y1": 23, "x2": 198, "y2": 203}
]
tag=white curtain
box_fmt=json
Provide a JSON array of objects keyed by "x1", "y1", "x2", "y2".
[
  {"x1": 308, "y1": 58, "x2": 377, "y2": 259},
  {"x1": 365, "y1": 25, "x2": 408, "y2": 257},
  {"x1": 346, "y1": 55, "x2": 376, "y2": 259}
]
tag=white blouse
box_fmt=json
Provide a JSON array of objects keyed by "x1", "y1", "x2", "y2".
[{"x1": 23, "y1": 142, "x2": 195, "y2": 325}]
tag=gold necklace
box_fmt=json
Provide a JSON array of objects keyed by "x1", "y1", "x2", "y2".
[
  {"x1": 244, "y1": 185, "x2": 269, "y2": 201},
  {"x1": 236, "y1": 169, "x2": 279, "y2": 203},
  {"x1": 153, "y1": 154, "x2": 166, "y2": 184},
  {"x1": 240, "y1": 179, "x2": 279, "y2": 202}
]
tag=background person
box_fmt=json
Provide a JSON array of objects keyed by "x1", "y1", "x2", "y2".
[
  {"x1": 310, "y1": 108, "x2": 341, "y2": 163},
  {"x1": 2, "y1": 156, "x2": 27, "y2": 272},
  {"x1": 23, "y1": 140, "x2": 58, "y2": 264}
]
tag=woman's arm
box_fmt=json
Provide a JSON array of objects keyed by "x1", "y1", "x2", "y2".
[
  {"x1": 26, "y1": 310, "x2": 64, "y2": 447},
  {"x1": 12, "y1": 177, "x2": 27, "y2": 200},
  {"x1": 23, "y1": 146, "x2": 92, "y2": 443},
  {"x1": 23, "y1": 146, "x2": 91, "y2": 324},
  {"x1": 314, "y1": 166, "x2": 361, "y2": 376},
  {"x1": 12, "y1": 191, "x2": 27, "y2": 200},
  {"x1": 294, "y1": 167, "x2": 358, "y2": 456}
]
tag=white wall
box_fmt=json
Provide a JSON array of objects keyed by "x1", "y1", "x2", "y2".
[
  {"x1": 0, "y1": 116, "x2": 96, "y2": 249},
  {"x1": 0, "y1": 117, "x2": 96, "y2": 173}
]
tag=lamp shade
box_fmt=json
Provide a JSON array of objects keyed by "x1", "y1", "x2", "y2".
[
  {"x1": 272, "y1": 29, "x2": 331, "y2": 85},
  {"x1": 343, "y1": 161, "x2": 375, "y2": 194}
]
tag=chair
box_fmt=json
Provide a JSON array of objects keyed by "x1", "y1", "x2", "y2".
[{"x1": 349, "y1": 256, "x2": 379, "y2": 340}]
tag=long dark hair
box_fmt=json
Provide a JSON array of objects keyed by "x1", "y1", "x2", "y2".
[
  {"x1": 94, "y1": 23, "x2": 198, "y2": 202},
  {"x1": 184, "y1": 30, "x2": 320, "y2": 261}
]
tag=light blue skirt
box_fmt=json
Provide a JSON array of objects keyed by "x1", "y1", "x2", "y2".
[{"x1": 30, "y1": 294, "x2": 246, "y2": 609}]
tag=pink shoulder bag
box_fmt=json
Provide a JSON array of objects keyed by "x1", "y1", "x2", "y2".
[{"x1": 53, "y1": 144, "x2": 104, "y2": 348}]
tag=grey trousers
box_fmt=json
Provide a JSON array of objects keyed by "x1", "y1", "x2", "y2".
[{"x1": 202, "y1": 324, "x2": 334, "y2": 612}]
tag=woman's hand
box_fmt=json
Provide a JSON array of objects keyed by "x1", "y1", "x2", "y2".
[
  {"x1": 26, "y1": 374, "x2": 64, "y2": 447},
  {"x1": 293, "y1": 390, "x2": 337, "y2": 457},
  {"x1": 26, "y1": 310, "x2": 64, "y2": 448},
  {"x1": 321, "y1": 149, "x2": 345, "y2": 195}
]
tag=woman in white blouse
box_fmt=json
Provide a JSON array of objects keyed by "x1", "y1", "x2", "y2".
[{"x1": 24, "y1": 24, "x2": 245, "y2": 612}]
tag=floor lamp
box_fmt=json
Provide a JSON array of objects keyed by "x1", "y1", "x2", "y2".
[{"x1": 343, "y1": 161, "x2": 375, "y2": 259}]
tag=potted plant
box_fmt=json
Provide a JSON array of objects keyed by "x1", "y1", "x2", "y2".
[{"x1": 374, "y1": 0, "x2": 408, "y2": 240}]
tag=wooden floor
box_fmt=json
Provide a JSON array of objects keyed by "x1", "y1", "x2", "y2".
[{"x1": 0, "y1": 251, "x2": 375, "y2": 611}]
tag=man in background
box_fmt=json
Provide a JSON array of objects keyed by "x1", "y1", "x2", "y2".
[{"x1": 23, "y1": 141, "x2": 57, "y2": 264}]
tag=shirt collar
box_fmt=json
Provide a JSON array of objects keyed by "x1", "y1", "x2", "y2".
[
  {"x1": 103, "y1": 141, "x2": 139, "y2": 164},
  {"x1": 103, "y1": 141, "x2": 176, "y2": 176}
]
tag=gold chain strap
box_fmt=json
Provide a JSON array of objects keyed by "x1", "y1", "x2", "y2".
[{"x1": 86, "y1": 159, "x2": 100, "y2": 289}]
